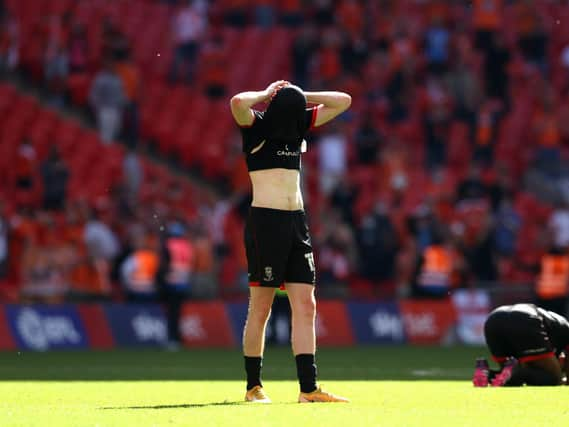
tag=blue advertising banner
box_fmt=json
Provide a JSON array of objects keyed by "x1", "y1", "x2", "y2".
[
  {"x1": 5, "y1": 305, "x2": 89, "y2": 350},
  {"x1": 225, "y1": 302, "x2": 248, "y2": 344},
  {"x1": 347, "y1": 301, "x2": 406, "y2": 344},
  {"x1": 103, "y1": 304, "x2": 167, "y2": 347}
]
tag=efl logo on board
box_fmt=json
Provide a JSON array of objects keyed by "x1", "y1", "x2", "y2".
[{"x1": 5, "y1": 305, "x2": 88, "y2": 350}]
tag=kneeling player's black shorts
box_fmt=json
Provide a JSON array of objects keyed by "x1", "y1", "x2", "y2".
[
  {"x1": 484, "y1": 306, "x2": 555, "y2": 364},
  {"x1": 244, "y1": 207, "x2": 316, "y2": 288}
]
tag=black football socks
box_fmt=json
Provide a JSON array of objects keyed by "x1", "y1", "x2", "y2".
[
  {"x1": 245, "y1": 356, "x2": 263, "y2": 390},
  {"x1": 296, "y1": 353, "x2": 317, "y2": 393}
]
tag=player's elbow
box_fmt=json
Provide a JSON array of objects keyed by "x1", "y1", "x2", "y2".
[
  {"x1": 230, "y1": 95, "x2": 242, "y2": 109},
  {"x1": 338, "y1": 93, "x2": 351, "y2": 112}
]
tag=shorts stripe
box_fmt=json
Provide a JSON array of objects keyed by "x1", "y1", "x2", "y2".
[
  {"x1": 519, "y1": 352, "x2": 555, "y2": 363},
  {"x1": 492, "y1": 355, "x2": 507, "y2": 363},
  {"x1": 249, "y1": 282, "x2": 285, "y2": 290}
]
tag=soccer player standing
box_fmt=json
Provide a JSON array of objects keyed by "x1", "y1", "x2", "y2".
[{"x1": 230, "y1": 81, "x2": 351, "y2": 403}]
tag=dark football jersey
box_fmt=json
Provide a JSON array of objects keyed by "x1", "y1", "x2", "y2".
[{"x1": 239, "y1": 108, "x2": 317, "y2": 172}]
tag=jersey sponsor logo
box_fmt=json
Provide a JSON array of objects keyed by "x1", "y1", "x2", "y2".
[
  {"x1": 276, "y1": 148, "x2": 300, "y2": 157},
  {"x1": 263, "y1": 266, "x2": 274, "y2": 282}
]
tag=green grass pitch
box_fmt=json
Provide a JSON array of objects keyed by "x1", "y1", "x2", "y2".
[{"x1": 0, "y1": 346, "x2": 567, "y2": 426}]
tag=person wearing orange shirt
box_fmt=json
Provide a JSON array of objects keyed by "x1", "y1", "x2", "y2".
[
  {"x1": 115, "y1": 53, "x2": 141, "y2": 148},
  {"x1": 200, "y1": 33, "x2": 227, "y2": 99},
  {"x1": 535, "y1": 245, "x2": 569, "y2": 316},
  {"x1": 120, "y1": 234, "x2": 159, "y2": 302},
  {"x1": 472, "y1": 0, "x2": 502, "y2": 54}
]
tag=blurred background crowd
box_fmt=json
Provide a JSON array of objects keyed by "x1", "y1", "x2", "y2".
[{"x1": 1, "y1": 0, "x2": 569, "y2": 313}]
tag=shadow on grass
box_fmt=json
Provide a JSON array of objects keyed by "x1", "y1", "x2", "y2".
[{"x1": 100, "y1": 401, "x2": 244, "y2": 410}]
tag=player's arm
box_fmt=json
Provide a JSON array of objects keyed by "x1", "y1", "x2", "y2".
[
  {"x1": 230, "y1": 80, "x2": 289, "y2": 126},
  {"x1": 303, "y1": 91, "x2": 352, "y2": 127}
]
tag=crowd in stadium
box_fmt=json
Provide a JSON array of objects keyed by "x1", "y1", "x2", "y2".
[{"x1": 1, "y1": 0, "x2": 569, "y2": 305}]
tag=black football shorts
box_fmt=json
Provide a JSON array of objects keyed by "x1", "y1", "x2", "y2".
[
  {"x1": 244, "y1": 207, "x2": 316, "y2": 288},
  {"x1": 484, "y1": 306, "x2": 555, "y2": 363}
]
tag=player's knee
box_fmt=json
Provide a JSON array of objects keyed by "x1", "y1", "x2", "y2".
[
  {"x1": 248, "y1": 306, "x2": 272, "y2": 324},
  {"x1": 293, "y1": 295, "x2": 316, "y2": 320}
]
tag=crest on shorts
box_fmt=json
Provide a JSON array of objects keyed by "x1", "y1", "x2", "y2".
[{"x1": 263, "y1": 266, "x2": 274, "y2": 282}]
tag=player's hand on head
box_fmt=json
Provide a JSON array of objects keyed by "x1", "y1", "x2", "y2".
[{"x1": 266, "y1": 80, "x2": 290, "y2": 100}]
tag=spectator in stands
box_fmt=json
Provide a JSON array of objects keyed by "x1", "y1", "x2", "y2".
[
  {"x1": 312, "y1": 0, "x2": 334, "y2": 27},
  {"x1": 446, "y1": 54, "x2": 481, "y2": 124},
  {"x1": 424, "y1": 15, "x2": 450, "y2": 75},
  {"x1": 473, "y1": 100, "x2": 501, "y2": 167},
  {"x1": 280, "y1": 0, "x2": 303, "y2": 27},
  {"x1": 158, "y1": 222, "x2": 193, "y2": 348},
  {"x1": 463, "y1": 205, "x2": 498, "y2": 283},
  {"x1": 407, "y1": 205, "x2": 440, "y2": 253},
  {"x1": 357, "y1": 202, "x2": 400, "y2": 289},
  {"x1": 0, "y1": 11, "x2": 19, "y2": 76},
  {"x1": 318, "y1": 213, "x2": 357, "y2": 294},
  {"x1": 314, "y1": 29, "x2": 343, "y2": 87},
  {"x1": 191, "y1": 221, "x2": 216, "y2": 298},
  {"x1": 423, "y1": 76, "x2": 452, "y2": 170},
  {"x1": 14, "y1": 138, "x2": 37, "y2": 198},
  {"x1": 330, "y1": 179, "x2": 357, "y2": 226},
  {"x1": 120, "y1": 233, "x2": 159, "y2": 302},
  {"x1": 488, "y1": 165, "x2": 514, "y2": 212},
  {"x1": 44, "y1": 15, "x2": 69, "y2": 107},
  {"x1": 122, "y1": 147, "x2": 143, "y2": 201},
  {"x1": 170, "y1": 0, "x2": 207, "y2": 83},
  {"x1": 68, "y1": 23, "x2": 88, "y2": 74},
  {"x1": 200, "y1": 32, "x2": 227, "y2": 99},
  {"x1": 254, "y1": 0, "x2": 275, "y2": 29},
  {"x1": 534, "y1": 243, "x2": 569, "y2": 316},
  {"x1": 457, "y1": 164, "x2": 487, "y2": 202},
  {"x1": 115, "y1": 52, "x2": 141, "y2": 148},
  {"x1": 533, "y1": 87, "x2": 561, "y2": 177},
  {"x1": 21, "y1": 241, "x2": 68, "y2": 303},
  {"x1": 341, "y1": 33, "x2": 369, "y2": 76},
  {"x1": 291, "y1": 25, "x2": 318, "y2": 89},
  {"x1": 84, "y1": 209, "x2": 120, "y2": 263},
  {"x1": 102, "y1": 18, "x2": 129, "y2": 62},
  {"x1": 516, "y1": 0, "x2": 548, "y2": 70},
  {"x1": 318, "y1": 123, "x2": 347, "y2": 195},
  {"x1": 355, "y1": 112, "x2": 383, "y2": 165},
  {"x1": 89, "y1": 59, "x2": 126, "y2": 143},
  {"x1": 40, "y1": 146, "x2": 69, "y2": 211},
  {"x1": 494, "y1": 196, "x2": 521, "y2": 258},
  {"x1": 412, "y1": 231, "x2": 461, "y2": 298},
  {"x1": 0, "y1": 201, "x2": 7, "y2": 278},
  {"x1": 484, "y1": 32, "x2": 510, "y2": 103},
  {"x1": 472, "y1": 0, "x2": 502, "y2": 55},
  {"x1": 549, "y1": 201, "x2": 569, "y2": 250}
]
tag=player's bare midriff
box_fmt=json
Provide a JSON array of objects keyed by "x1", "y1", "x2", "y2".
[{"x1": 249, "y1": 168, "x2": 303, "y2": 211}]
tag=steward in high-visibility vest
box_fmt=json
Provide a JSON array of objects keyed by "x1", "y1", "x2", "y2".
[
  {"x1": 120, "y1": 249, "x2": 159, "y2": 299},
  {"x1": 158, "y1": 222, "x2": 193, "y2": 346},
  {"x1": 414, "y1": 243, "x2": 456, "y2": 297},
  {"x1": 535, "y1": 248, "x2": 569, "y2": 316}
]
